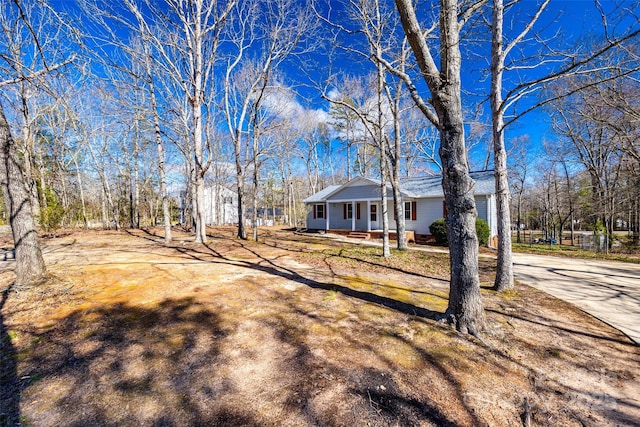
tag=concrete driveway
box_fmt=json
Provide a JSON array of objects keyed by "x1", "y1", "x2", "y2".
[{"x1": 513, "y1": 253, "x2": 640, "y2": 345}]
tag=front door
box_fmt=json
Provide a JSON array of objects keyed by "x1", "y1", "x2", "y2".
[{"x1": 370, "y1": 203, "x2": 379, "y2": 230}]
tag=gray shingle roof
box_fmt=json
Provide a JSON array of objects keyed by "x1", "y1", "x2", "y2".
[
  {"x1": 302, "y1": 185, "x2": 341, "y2": 203},
  {"x1": 400, "y1": 170, "x2": 495, "y2": 198}
]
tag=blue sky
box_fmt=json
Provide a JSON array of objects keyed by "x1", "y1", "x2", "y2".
[
  {"x1": 462, "y1": 0, "x2": 638, "y2": 169},
  {"x1": 285, "y1": 0, "x2": 640, "y2": 174}
]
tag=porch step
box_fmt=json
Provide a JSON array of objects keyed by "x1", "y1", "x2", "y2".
[
  {"x1": 414, "y1": 234, "x2": 433, "y2": 245},
  {"x1": 347, "y1": 232, "x2": 371, "y2": 240}
]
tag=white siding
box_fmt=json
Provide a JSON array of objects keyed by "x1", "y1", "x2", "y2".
[
  {"x1": 204, "y1": 185, "x2": 238, "y2": 225},
  {"x1": 488, "y1": 194, "x2": 498, "y2": 237},
  {"x1": 414, "y1": 199, "x2": 445, "y2": 234},
  {"x1": 474, "y1": 195, "x2": 497, "y2": 238},
  {"x1": 306, "y1": 204, "x2": 327, "y2": 229},
  {"x1": 386, "y1": 199, "x2": 444, "y2": 234},
  {"x1": 328, "y1": 203, "x2": 351, "y2": 229},
  {"x1": 305, "y1": 192, "x2": 498, "y2": 237}
]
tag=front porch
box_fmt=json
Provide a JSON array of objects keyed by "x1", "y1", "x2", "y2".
[{"x1": 328, "y1": 229, "x2": 416, "y2": 243}]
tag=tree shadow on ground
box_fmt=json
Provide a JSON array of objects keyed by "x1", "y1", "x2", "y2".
[
  {"x1": 200, "y1": 240, "x2": 442, "y2": 321},
  {"x1": 0, "y1": 284, "x2": 20, "y2": 427},
  {"x1": 261, "y1": 235, "x2": 451, "y2": 283},
  {"x1": 15, "y1": 297, "x2": 260, "y2": 426},
  {"x1": 261, "y1": 302, "x2": 477, "y2": 426}
]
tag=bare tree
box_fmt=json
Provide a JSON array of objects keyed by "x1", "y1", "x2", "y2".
[
  {"x1": 393, "y1": 0, "x2": 486, "y2": 334},
  {"x1": 159, "y1": 0, "x2": 235, "y2": 242},
  {"x1": 489, "y1": 0, "x2": 550, "y2": 290},
  {"x1": 507, "y1": 135, "x2": 529, "y2": 244},
  {"x1": 0, "y1": 101, "x2": 47, "y2": 286},
  {"x1": 300, "y1": 118, "x2": 331, "y2": 194},
  {"x1": 403, "y1": 112, "x2": 441, "y2": 176},
  {"x1": 124, "y1": 5, "x2": 174, "y2": 242},
  {"x1": 223, "y1": 0, "x2": 316, "y2": 240},
  {"x1": 328, "y1": 97, "x2": 360, "y2": 181},
  {"x1": 322, "y1": 73, "x2": 394, "y2": 257},
  {"x1": 550, "y1": 68, "x2": 636, "y2": 251},
  {"x1": 0, "y1": 0, "x2": 78, "y2": 285},
  {"x1": 488, "y1": 0, "x2": 639, "y2": 288}
]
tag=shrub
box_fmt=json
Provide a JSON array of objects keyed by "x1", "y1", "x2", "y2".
[
  {"x1": 475, "y1": 217, "x2": 490, "y2": 246},
  {"x1": 429, "y1": 217, "x2": 491, "y2": 246},
  {"x1": 38, "y1": 186, "x2": 65, "y2": 232},
  {"x1": 429, "y1": 218, "x2": 448, "y2": 245}
]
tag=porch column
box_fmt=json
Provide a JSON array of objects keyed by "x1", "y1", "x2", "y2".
[
  {"x1": 326, "y1": 202, "x2": 330, "y2": 230},
  {"x1": 367, "y1": 200, "x2": 371, "y2": 231},
  {"x1": 351, "y1": 201, "x2": 356, "y2": 231}
]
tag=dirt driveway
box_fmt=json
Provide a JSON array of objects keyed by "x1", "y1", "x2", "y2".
[{"x1": 513, "y1": 253, "x2": 640, "y2": 345}]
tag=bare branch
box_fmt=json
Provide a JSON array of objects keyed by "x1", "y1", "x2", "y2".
[{"x1": 0, "y1": 53, "x2": 76, "y2": 88}]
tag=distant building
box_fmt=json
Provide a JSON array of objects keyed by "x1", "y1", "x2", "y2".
[
  {"x1": 245, "y1": 207, "x2": 285, "y2": 227},
  {"x1": 204, "y1": 184, "x2": 238, "y2": 225}
]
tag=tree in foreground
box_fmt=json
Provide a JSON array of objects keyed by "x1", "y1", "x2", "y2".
[
  {"x1": 0, "y1": 0, "x2": 76, "y2": 286},
  {"x1": 393, "y1": 0, "x2": 484, "y2": 334},
  {"x1": 0, "y1": 103, "x2": 46, "y2": 286}
]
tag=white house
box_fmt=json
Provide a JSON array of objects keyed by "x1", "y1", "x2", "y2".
[
  {"x1": 203, "y1": 184, "x2": 239, "y2": 225},
  {"x1": 303, "y1": 170, "x2": 498, "y2": 246}
]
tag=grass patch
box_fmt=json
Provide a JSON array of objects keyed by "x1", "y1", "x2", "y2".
[
  {"x1": 546, "y1": 347, "x2": 563, "y2": 357},
  {"x1": 4, "y1": 330, "x2": 18, "y2": 342},
  {"x1": 497, "y1": 289, "x2": 520, "y2": 302}
]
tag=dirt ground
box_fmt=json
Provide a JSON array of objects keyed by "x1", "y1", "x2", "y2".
[{"x1": 0, "y1": 227, "x2": 638, "y2": 426}]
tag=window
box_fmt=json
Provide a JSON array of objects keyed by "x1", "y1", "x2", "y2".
[
  {"x1": 313, "y1": 204, "x2": 325, "y2": 219},
  {"x1": 370, "y1": 204, "x2": 377, "y2": 222},
  {"x1": 405, "y1": 201, "x2": 417, "y2": 221},
  {"x1": 346, "y1": 203, "x2": 353, "y2": 219},
  {"x1": 224, "y1": 196, "x2": 233, "y2": 204}
]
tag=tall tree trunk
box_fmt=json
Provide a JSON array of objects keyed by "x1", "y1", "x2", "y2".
[
  {"x1": 58, "y1": 166, "x2": 69, "y2": 227},
  {"x1": 149, "y1": 82, "x2": 172, "y2": 242},
  {"x1": 346, "y1": 142, "x2": 352, "y2": 181},
  {"x1": 291, "y1": 180, "x2": 298, "y2": 228},
  {"x1": 516, "y1": 192, "x2": 522, "y2": 243},
  {"x1": 389, "y1": 115, "x2": 407, "y2": 250},
  {"x1": 392, "y1": 187, "x2": 405, "y2": 247},
  {"x1": 192, "y1": 0, "x2": 207, "y2": 243},
  {"x1": 101, "y1": 186, "x2": 108, "y2": 229},
  {"x1": 105, "y1": 176, "x2": 119, "y2": 231},
  {"x1": 132, "y1": 125, "x2": 140, "y2": 229},
  {"x1": 19, "y1": 84, "x2": 41, "y2": 221},
  {"x1": 89, "y1": 144, "x2": 119, "y2": 231},
  {"x1": 634, "y1": 193, "x2": 639, "y2": 246},
  {"x1": 395, "y1": 0, "x2": 484, "y2": 334},
  {"x1": 439, "y1": 110, "x2": 484, "y2": 335},
  {"x1": 236, "y1": 168, "x2": 247, "y2": 239},
  {"x1": 491, "y1": 0, "x2": 514, "y2": 291},
  {"x1": 0, "y1": 103, "x2": 46, "y2": 286},
  {"x1": 191, "y1": 173, "x2": 199, "y2": 232},
  {"x1": 252, "y1": 160, "x2": 259, "y2": 242},
  {"x1": 375, "y1": 53, "x2": 390, "y2": 257},
  {"x1": 380, "y1": 165, "x2": 391, "y2": 258}
]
